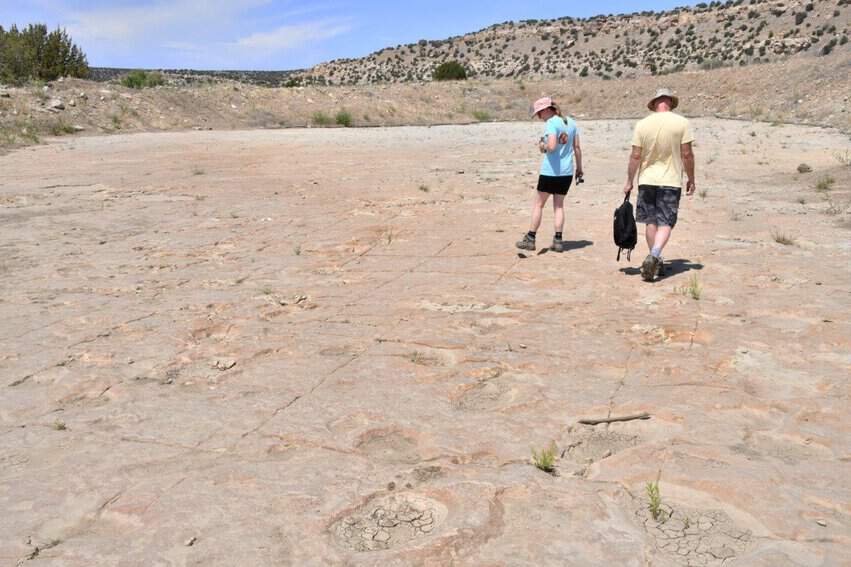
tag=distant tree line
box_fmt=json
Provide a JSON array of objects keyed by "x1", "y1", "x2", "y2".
[{"x1": 0, "y1": 24, "x2": 89, "y2": 84}]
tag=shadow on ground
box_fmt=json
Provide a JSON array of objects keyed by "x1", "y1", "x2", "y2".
[
  {"x1": 518, "y1": 240, "x2": 594, "y2": 258},
  {"x1": 619, "y1": 259, "x2": 704, "y2": 278}
]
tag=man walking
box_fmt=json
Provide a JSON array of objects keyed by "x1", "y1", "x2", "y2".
[{"x1": 624, "y1": 88, "x2": 695, "y2": 281}]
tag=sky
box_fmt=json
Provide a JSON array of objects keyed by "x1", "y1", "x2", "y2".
[{"x1": 2, "y1": 1, "x2": 690, "y2": 70}]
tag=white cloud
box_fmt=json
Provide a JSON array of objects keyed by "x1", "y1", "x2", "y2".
[
  {"x1": 41, "y1": 0, "x2": 353, "y2": 67},
  {"x1": 236, "y1": 19, "x2": 351, "y2": 51},
  {"x1": 65, "y1": 0, "x2": 271, "y2": 44}
]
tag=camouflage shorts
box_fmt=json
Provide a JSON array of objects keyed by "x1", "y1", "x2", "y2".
[{"x1": 636, "y1": 185, "x2": 682, "y2": 228}]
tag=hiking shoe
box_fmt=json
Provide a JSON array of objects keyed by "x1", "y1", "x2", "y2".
[
  {"x1": 551, "y1": 237, "x2": 564, "y2": 253},
  {"x1": 640, "y1": 254, "x2": 660, "y2": 282},
  {"x1": 516, "y1": 234, "x2": 536, "y2": 251}
]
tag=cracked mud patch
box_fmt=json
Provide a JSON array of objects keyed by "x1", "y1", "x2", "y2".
[
  {"x1": 636, "y1": 502, "x2": 751, "y2": 566},
  {"x1": 332, "y1": 493, "x2": 447, "y2": 552}
]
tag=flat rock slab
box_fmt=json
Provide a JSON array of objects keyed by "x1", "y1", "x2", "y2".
[{"x1": 0, "y1": 120, "x2": 849, "y2": 566}]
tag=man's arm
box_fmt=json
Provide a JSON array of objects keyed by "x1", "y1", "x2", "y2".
[
  {"x1": 681, "y1": 142, "x2": 695, "y2": 195},
  {"x1": 573, "y1": 132, "x2": 583, "y2": 177},
  {"x1": 624, "y1": 145, "x2": 642, "y2": 194}
]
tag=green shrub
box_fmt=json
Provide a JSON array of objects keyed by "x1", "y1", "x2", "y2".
[
  {"x1": 0, "y1": 24, "x2": 89, "y2": 84},
  {"x1": 471, "y1": 110, "x2": 491, "y2": 122},
  {"x1": 335, "y1": 110, "x2": 352, "y2": 127},
  {"x1": 49, "y1": 119, "x2": 76, "y2": 136},
  {"x1": 121, "y1": 70, "x2": 164, "y2": 89},
  {"x1": 312, "y1": 111, "x2": 332, "y2": 126},
  {"x1": 433, "y1": 61, "x2": 467, "y2": 81}
]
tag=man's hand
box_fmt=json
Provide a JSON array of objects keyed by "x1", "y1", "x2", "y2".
[
  {"x1": 559, "y1": 132, "x2": 568, "y2": 145},
  {"x1": 538, "y1": 141, "x2": 547, "y2": 154},
  {"x1": 686, "y1": 180, "x2": 696, "y2": 196},
  {"x1": 623, "y1": 181, "x2": 633, "y2": 195}
]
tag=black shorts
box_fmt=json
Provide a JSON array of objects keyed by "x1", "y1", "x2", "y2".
[
  {"x1": 636, "y1": 185, "x2": 682, "y2": 227},
  {"x1": 536, "y1": 175, "x2": 573, "y2": 195}
]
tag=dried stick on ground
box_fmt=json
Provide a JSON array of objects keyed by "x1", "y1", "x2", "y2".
[{"x1": 578, "y1": 413, "x2": 651, "y2": 426}]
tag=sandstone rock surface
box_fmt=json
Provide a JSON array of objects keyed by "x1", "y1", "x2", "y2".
[{"x1": 0, "y1": 120, "x2": 849, "y2": 566}]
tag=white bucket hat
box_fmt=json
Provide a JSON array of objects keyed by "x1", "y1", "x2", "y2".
[{"x1": 648, "y1": 88, "x2": 679, "y2": 110}]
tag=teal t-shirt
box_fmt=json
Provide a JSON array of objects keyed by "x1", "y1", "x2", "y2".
[{"x1": 540, "y1": 116, "x2": 578, "y2": 177}]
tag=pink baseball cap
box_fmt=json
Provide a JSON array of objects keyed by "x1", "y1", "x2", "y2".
[{"x1": 531, "y1": 96, "x2": 555, "y2": 116}]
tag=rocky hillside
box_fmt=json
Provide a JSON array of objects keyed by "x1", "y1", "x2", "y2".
[
  {"x1": 2, "y1": 50, "x2": 849, "y2": 154},
  {"x1": 302, "y1": 0, "x2": 850, "y2": 85}
]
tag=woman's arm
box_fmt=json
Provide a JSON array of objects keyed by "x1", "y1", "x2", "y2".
[
  {"x1": 573, "y1": 132, "x2": 583, "y2": 175},
  {"x1": 539, "y1": 134, "x2": 558, "y2": 154},
  {"x1": 546, "y1": 134, "x2": 558, "y2": 153}
]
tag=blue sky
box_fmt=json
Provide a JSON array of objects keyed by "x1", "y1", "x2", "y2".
[{"x1": 2, "y1": 1, "x2": 689, "y2": 70}]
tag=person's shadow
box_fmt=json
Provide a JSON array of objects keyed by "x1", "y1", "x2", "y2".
[
  {"x1": 619, "y1": 258, "x2": 703, "y2": 279},
  {"x1": 536, "y1": 240, "x2": 594, "y2": 255}
]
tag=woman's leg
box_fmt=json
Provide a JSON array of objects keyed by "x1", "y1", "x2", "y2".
[
  {"x1": 529, "y1": 191, "x2": 550, "y2": 232},
  {"x1": 552, "y1": 193, "x2": 565, "y2": 234}
]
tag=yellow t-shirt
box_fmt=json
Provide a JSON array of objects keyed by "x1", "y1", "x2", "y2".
[{"x1": 631, "y1": 112, "x2": 694, "y2": 188}]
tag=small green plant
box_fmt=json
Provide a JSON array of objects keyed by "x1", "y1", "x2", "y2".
[
  {"x1": 311, "y1": 111, "x2": 332, "y2": 126},
  {"x1": 408, "y1": 351, "x2": 426, "y2": 365},
  {"x1": 797, "y1": 163, "x2": 812, "y2": 174},
  {"x1": 293, "y1": 244, "x2": 302, "y2": 256},
  {"x1": 49, "y1": 120, "x2": 76, "y2": 136},
  {"x1": 110, "y1": 114, "x2": 122, "y2": 129},
  {"x1": 815, "y1": 175, "x2": 835, "y2": 192},
  {"x1": 192, "y1": 167, "x2": 205, "y2": 176},
  {"x1": 683, "y1": 516, "x2": 691, "y2": 529},
  {"x1": 771, "y1": 230, "x2": 796, "y2": 246},
  {"x1": 531, "y1": 442, "x2": 558, "y2": 474},
  {"x1": 698, "y1": 188, "x2": 708, "y2": 200},
  {"x1": 833, "y1": 149, "x2": 851, "y2": 167},
  {"x1": 52, "y1": 419, "x2": 67, "y2": 431},
  {"x1": 261, "y1": 287, "x2": 273, "y2": 295},
  {"x1": 335, "y1": 110, "x2": 352, "y2": 127},
  {"x1": 675, "y1": 274, "x2": 702, "y2": 300},
  {"x1": 797, "y1": 197, "x2": 806, "y2": 205},
  {"x1": 646, "y1": 480, "x2": 663, "y2": 521},
  {"x1": 121, "y1": 70, "x2": 164, "y2": 89},
  {"x1": 472, "y1": 110, "x2": 491, "y2": 122},
  {"x1": 418, "y1": 184, "x2": 429, "y2": 192}
]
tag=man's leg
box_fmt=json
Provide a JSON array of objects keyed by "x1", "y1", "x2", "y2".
[
  {"x1": 645, "y1": 224, "x2": 657, "y2": 251},
  {"x1": 651, "y1": 188, "x2": 681, "y2": 260},
  {"x1": 651, "y1": 226, "x2": 672, "y2": 257}
]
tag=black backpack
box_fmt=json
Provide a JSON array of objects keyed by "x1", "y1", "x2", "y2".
[{"x1": 613, "y1": 195, "x2": 637, "y2": 261}]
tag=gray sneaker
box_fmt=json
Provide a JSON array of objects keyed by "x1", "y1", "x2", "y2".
[
  {"x1": 516, "y1": 234, "x2": 536, "y2": 251},
  {"x1": 551, "y1": 237, "x2": 564, "y2": 253},
  {"x1": 640, "y1": 254, "x2": 660, "y2": 282}
]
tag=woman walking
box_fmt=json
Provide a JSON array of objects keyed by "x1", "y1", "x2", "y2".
[{"x1": 516, "y1": 96, "x2": 582, "y2": 253}]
